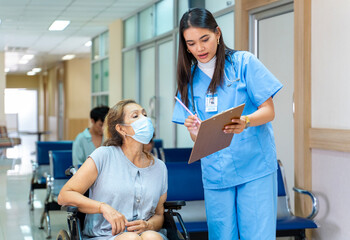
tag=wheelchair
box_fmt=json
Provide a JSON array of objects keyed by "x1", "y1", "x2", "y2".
[{"x1": 56, "y1": 167, "x2": 189, "y2": 240}]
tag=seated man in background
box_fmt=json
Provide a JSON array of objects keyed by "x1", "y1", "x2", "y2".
[{"x1": 72, "y1": 106, "x2": 109, "y2": 166}]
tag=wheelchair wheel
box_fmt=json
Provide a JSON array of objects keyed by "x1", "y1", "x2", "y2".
[{"x1": 56, "y1": 230, "x2": 70, "y2": 240}]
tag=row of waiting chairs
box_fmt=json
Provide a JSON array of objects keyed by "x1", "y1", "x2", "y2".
[
  {"x1": 31, "y1": 139, "x2": 319, "y2": 239},
  {"x1": 153, "y1": 143, "x2": 319, "y2": 240}
]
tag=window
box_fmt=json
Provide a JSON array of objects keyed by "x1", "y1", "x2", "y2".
[
  {"x1": 122, "y1": 0, "x2": 235, "y2": 147},
  {"x1": 91, "y1": 31, "x2": 109, "y2": 107}
]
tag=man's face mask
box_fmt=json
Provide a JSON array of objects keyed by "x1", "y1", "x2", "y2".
[{"x1": 123, "y1": 116, "x2": 154, "y2": 144}]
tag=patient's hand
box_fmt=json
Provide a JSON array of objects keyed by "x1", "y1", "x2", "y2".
[
  {"x1": 125, "y1": 220, "x2": 149, "y2": 234},
  {"x1": 100, "y1": 203, "x2": 128, "y2": 235}
]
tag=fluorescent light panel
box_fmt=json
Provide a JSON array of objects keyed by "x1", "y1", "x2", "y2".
[
  {"x1": 27, "y1": 71, "x2": 35, "y2": 76},
  {"x1": 19, "y1": 59, "x2": 29, "y2": 64},
  {"x1": 49, "y1": 20, "x2": 70, "y2": 31},
  {"x1": 85, "y1": 41, "x2": 92, "y2": 47},
  {"x1": 32, "y1": 68, "x2": 42, "y2": 73},
  {"x1": 22, "y1": 54, "x2": 34, "y2": 60},
  {"x1": 19, "y1": 54, "x2": 34, "y2": 64},
  {"x1": 4, "y1": 68, "x2": 10, "y2": 73},
  {"x1": 62, "y1": 54, "x2": 75, "y2": 60}
]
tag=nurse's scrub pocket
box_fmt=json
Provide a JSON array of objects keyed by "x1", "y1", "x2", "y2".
[{"x1": 232, "y1": 135, "x2": 267, "y2": 178}]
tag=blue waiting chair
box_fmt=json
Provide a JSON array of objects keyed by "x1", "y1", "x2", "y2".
[
  {"x1": 29, "y1": 141, "x2": 73, "y2": 210},
  {"x1": 165, "y1": 160, "x2": 319, "y2": 240},
  {"x1": 159, "y1": 148, "x2": 193, "y2": 162},
  {"x1": 276, "y1": 159, "x2": 319, "y2": 239},
  {"x1": 151, "y1": 138, "x2": 163, "y2": 159},
  {"x1": 166, "y1": 161, "x2": 207, "y2": 240},
  {"x1": 40, "y1": 150, "x2": 73, "y2": 239}
]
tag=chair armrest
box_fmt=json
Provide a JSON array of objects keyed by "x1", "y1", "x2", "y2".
[
  {"x1": 65, "y1": 166, "x2": 78, "y2": 177},
  {"x1": 293, "y1": 187, "x2": 319, "y2": 219},
  {"x1": 61, "y1": 205, "x2": 79, "y2": 213},
  {"x1": 164, "y1": 201, "x2": 186, "y2": 210}
]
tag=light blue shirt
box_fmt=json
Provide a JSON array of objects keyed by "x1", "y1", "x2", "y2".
[
  {"x1": 172, "y1": 51, "x2": 283, "y2": 189},
  {"x1": 72, "y1": 128, "x2": 98, "y2": 166},
  {"x1": 83, "y1": 146, "x2": 168, "y2": 239}
]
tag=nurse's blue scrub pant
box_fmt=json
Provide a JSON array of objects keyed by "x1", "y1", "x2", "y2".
[{"x1": 204, "y1": 171, "x2": 277, "y2": 240}]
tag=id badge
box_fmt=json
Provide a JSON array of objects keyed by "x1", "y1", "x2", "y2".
[{"x1": 205, "y1": 93, "x2": 218, "y2": 112}]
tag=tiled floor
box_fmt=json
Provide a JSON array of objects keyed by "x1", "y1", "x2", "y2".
[{"x1": 0, "y1": 135, "x2": 67, "y2": 240}]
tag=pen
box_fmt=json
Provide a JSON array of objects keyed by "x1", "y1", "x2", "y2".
[{"x1": 175, "y1": 96, "x2": 201, "y2": 124}]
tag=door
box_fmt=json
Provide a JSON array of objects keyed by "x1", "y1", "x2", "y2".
[{"x1": 250, "y1": 3, "x2": 295, "y2": 210}]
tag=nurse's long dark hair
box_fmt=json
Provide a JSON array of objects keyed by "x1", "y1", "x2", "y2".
[{"x1": 177, "y1": 8, "x2": 233, "y2": 107}]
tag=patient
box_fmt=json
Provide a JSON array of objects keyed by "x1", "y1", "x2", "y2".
[
  {"x1": 58, "y1": 99, "x2": 168, "y2": 240},
  {"x1": 72, "y1": 105, "x2": 110, "y2": 166}
]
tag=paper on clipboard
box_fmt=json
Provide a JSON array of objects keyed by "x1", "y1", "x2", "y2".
[{"x1": 188, "y1": 104, "x2": 245, "y2": 164}]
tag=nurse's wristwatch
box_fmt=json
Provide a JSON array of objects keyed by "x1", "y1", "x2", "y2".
[{"x1": 243, "y1": 115, "x2": 250, "y2": 129}]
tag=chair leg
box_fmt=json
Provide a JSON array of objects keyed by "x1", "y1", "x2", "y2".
[
  {"x1": 46, "y1": 210, "x2": 52, "y2": 239},
  {"x1": 28, "y1": 178, "x2": 34, "y2": 210},
  {"x1": 295, "y1": 229, "x2": 306, "y2": 240},
  {"x1": 39, "y1": 208, "x2": 46, "y2": 229}
]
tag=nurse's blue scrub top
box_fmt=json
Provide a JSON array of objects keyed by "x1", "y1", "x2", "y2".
[{"x1": 172, "y1": 51, "x2": 283, "y2": 189}]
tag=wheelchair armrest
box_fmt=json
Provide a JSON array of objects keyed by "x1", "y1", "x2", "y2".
[
  {"x1": 164, "y1": 201, "x2": 186, "y2": 210},
  {"x1": 65, "y1": 166, "x2": 78, "y2": 177},
  {"x1": 61, "y1": 205, "x2": 79, "y2": 214},
  {"x1": 293, "y1": 187, "x2": 319, "y2": 219}
]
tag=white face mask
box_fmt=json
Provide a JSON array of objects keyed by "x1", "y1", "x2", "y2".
[{"x1": 123, "y1": 117, "x2": 154, "y2": 144}]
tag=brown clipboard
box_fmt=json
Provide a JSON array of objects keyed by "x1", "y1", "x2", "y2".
[{"x1": 188, "y1": 104, "x2": 245, "y2": 164}]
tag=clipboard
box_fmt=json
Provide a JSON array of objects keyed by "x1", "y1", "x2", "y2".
[{"x1": 188, "y1": 104, "x2": 245, "y2": 164}]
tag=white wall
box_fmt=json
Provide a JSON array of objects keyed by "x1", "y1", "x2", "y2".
[
  {"x1": 311, "y1": 1, "x2": 350, "y2": 239},
  {"x1": 311, "y1": 0, "x2": 350, "y2": 129}
]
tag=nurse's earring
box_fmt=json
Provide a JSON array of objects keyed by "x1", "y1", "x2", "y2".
[
  {"x1": 217, "y1": 38, "x2": 220, "y2": 45},
  {"x1": 187, "y1": 49, "x2": 191, "y2": 53}
]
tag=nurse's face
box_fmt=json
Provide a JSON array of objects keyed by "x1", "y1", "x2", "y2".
[{"x1": 183, "y1": 27, "x2": 221, "y2": 63}]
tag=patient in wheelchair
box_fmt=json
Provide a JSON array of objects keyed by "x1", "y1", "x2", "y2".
[{"x1": 58, "y1": 99, "x2": 168, "y2": 240}]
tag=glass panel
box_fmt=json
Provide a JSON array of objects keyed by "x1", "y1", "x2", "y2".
[
  {"x1": 178, "y1": 0, "x2": 189, "y2": 25},
  {"x1": 92, "y1": 37, "x2": 100, "y2": 60},
  {"x1": 205, "y1": 0, "x2": 235, "y2": 13},
  {"x1": 139, "y1": 7, "x2": 154, "y2": 42},
  {"x1": 100, "y1": 31, "x2": 109, "y2": 57},
  {"x1": 100, "y1": 95, "x2": 109, "y2": 106},
  {"x1": 176, "y1": 124, "x2": 194, "y2": 147},
  {"x1": 124, "y1": 16, "x2": 137, "y2": 47},
  {"x1": 216, "y1": 12, "x2": 234, "y2": 49},
  {"x1": 140, "y1": 47, "x2": 155, "y2": 120},
  {"x1": 101, "y1": 58, "x2": 109, "y2": 92},
  {"x1": 158, "y1": 40, "x2": 175, "y2": 147},
  {"x1": 92, "y1": 96, "x2": 98, "y2": 108},
  {"x1": 156, "y1": 0, "x2": 173, "y2": 35},
  {"x1": 122, "y1": 50, "x2": 137, "y2": 100},
  {"x1": 92, "y1": 62, "x2": 100, "y2": 93}
]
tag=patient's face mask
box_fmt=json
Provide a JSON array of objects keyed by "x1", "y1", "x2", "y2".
[{"x1": 123, "y1": 116, "x2": 154, "y2": 144}]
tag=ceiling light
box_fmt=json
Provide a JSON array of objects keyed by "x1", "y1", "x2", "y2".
[
  {"x1": 27, "y1": 71, "x2": 35, "y2": 76},
  {"x1": 32, "y1": 68, "x2": 42, "y2": 73},
  {"x1": 22, "y1": 54, "x2": 34, "y2": 60},
  {"x1": 62, "y1": 54, "x2": 75, "y2": 60},
  {"x1": 19, "y1": 59, "x2": 29, "y2": 64},
  {"x1": 49, "y1": 20, "x2": 70, "y2": 31},
  {"x1": 84, "y1": 41, "x2": 92, "y2": 47},
  {"x1": 0, "y1": 19, "x2": 2, "y2": 25},
  {"x1": 4, "y1": 68, "x2": 10, "y2": 73}
]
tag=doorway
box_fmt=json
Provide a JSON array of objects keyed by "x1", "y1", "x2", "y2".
[{"x1": 250, "y1": 3, "x2": 295, "y2": 210}]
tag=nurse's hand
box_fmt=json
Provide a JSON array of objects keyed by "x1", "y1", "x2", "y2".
[
  {"x1": 184, "y1": 115, "x2": 200, "y2": 140},
  {"x1": 223, "y1": 116, "x2": 246, "y2": 134}
]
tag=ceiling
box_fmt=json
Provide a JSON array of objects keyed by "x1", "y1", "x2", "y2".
[{"x1": 0, "y1": 0, "x2": 155, "y2": 74}]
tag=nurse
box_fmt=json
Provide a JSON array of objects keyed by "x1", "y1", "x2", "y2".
[{"x1": 172, "y1": 8, "x2": 283, "y2": 240}]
